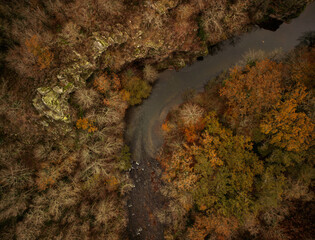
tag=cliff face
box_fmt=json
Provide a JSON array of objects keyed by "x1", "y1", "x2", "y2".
[{"x1": 0, "y1": 0, "x2": 312, "y2": 239}]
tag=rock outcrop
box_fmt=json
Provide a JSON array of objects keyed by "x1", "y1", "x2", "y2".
[{"x1": 33, "y1": 27, "x2": 129, "y2": 123}]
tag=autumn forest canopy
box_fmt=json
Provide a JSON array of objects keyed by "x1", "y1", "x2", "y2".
[
  {"x1": 0, "y1": 0, "x2": 314, "y2": 240},
  {"x1": 159, "y1": 42, "x2": 315, "y2": 239}
]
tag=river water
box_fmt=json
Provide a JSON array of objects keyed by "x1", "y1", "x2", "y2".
[{"x1": 125, "y1": 3, "x2": 315, "y2": 240}]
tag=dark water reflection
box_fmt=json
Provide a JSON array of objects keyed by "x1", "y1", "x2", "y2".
[{"x1": 125, "y1": 3, "x2": 315, "y2": 239}]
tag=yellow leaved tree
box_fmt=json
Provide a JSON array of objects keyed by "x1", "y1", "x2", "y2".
[{"x1": 261, "y1": 83, "x2": 314, "y2": 152}]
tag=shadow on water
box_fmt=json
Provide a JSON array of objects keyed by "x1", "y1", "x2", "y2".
[{"x1": 125, "y1": 3, "x2": 315, "y2": 240}]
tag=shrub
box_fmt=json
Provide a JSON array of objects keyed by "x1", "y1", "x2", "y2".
[
  {"x1": 179, "y1": 103, "x2": 204, "y2": 126},
  {"x1": 94, "y1": 198, "x2": 117, "y2": 225},
  {"x1": 238, "y1": 48, "x2": 284, "y2": 67},
  {"x1": 117, "y1": 145, "x2": 131, "y2": 171},
  {"x1": 143, "y1": 65, "x2": 158, "y2": 83},
  {"x1": 122, "y1": 75, "x2": 151, "y2": 105},
  {"x1": 74, "y1": 88, "x2": 100, "y2": 109}
]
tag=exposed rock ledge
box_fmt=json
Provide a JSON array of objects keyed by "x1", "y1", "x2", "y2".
[{"x1": 33, "y1": 29, "x2": 129, "y2": 123}]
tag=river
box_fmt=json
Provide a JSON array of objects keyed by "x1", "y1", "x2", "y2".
[{"x1": 125, "y1": 3, "x2": 315, "y2": 240}]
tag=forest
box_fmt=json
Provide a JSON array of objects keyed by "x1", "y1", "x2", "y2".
[
  {"x1": 0, "y1": 0, "x2": 313, "y2": 239},
  {"x1": 158, "y1": 42, "x2": 314, "y2": 239}
]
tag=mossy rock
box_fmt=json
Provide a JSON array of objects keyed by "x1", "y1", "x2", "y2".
[
  {"x1": 57, "y1": 51, "x2": 93, "y2": 88},
  {"x1": 173, "y1": 58, "x2": 186, "y2": 69},
  {"x1": 92, "y1": 30, "x2": 129, "y2": 60},
  {"x1": 33, "y1": 87, "x2": 71, "y2": 123}
]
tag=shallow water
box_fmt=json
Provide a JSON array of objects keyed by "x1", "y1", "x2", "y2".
[{"x1": 126, "y1": 3, "x2": 315, "y2": 239}]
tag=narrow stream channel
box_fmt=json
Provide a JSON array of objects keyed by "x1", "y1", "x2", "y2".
[{"x1": 125, "y1": 3, "x2": 315, "y2": 240}]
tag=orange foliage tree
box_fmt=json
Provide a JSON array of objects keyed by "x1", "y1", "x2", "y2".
[
  {"x1": 35, "y1": 161, "x2": 59, "y2": 191},
  {"x1": 260, "y1": 83, "x2": 314, "y2": 152},
  {"x1": 161, "y1": 121, "x2": 171, "y2": 133},
  {"x1": 187, "y1": 215, "x2": 212, "y2": 240},
  {"x1": 25, "y1": 35, "x2": 54, "y2": 70},
  {"x1": 36, "y1": 155, "x2": 79, "y2": 191},
  {"x1": 105, "y1": 176, "x2": 119, "y2": 191},
  {"x1": 188, "y1": 214, "x2": 238, "y2": 240},
  {"x1": 160, "y1": 144, "x2": 198, "y2": 191},
  {"x1": 220, "y1": 59, "x2": 284, "y2": 130},
  {"x1": 94, "y1": 74, "x2": 111, "y2": 93},
  {"x1": 76, "y1": 118, "x2": 98, "y2": 133},
  {"x1": 36, "y1": 175, "x2": 56, "y2": 191},
  {"x1": 182, "y1": 119, "x2": 205, "y2": 143},
  {"x1": 94, "y1": 72, "x2": 121, "y2": 94}
]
